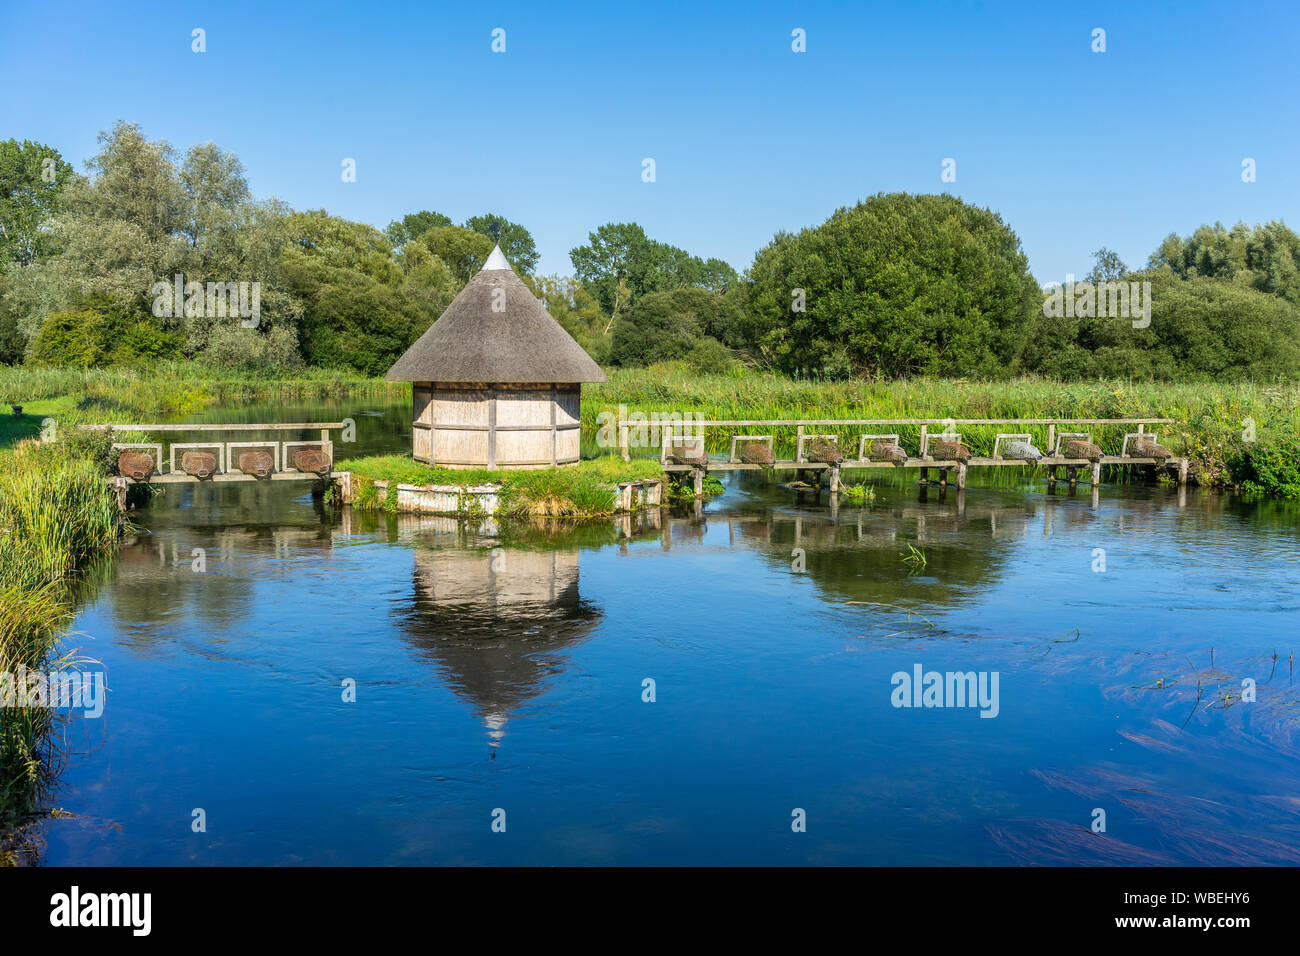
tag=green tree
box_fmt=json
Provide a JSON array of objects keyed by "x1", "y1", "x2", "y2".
[
  {"x1": 569, "y1": 222, "x2": 736, "y2": 319},
  {"x1": 611, "y1": 288, "x2": 739, "y2": 366},
  {"x1": 29, "y1": 294, "x2": 179, "y2": 367},
  {"x1": 531, "y1": 274, "x2": 610, "y2": 363},
  {"x1": 1021, "y1": 271, "x2": 1300, "y2": 381},
  {"x1": 420, "y1": 225, "x2": 493, "y2": 283},
  {"x1": 384, "y1": 210, "x2": 452, "y2": 248},
  {"x1": 0, "y1": 273, "x2": 25, "y2": 363},
  {"x1": 1086, "y1": 247, "x2": 1128, "y2": 283},
  {"x1": 0, "y1": 139, "x2": 73, "y2": 269},
  {"x1": 282, "y1": 210, "x2": 453, "y2": 374},
  {"x1": 742, "y1": 193, "x2": 1040, "y2": 378},
  {"x1": 1148, "y1": 220, "x2": 1300, "y2": 303},
  {"x1": 464, "y1": 213, "x2": 539, "y2": 274}
]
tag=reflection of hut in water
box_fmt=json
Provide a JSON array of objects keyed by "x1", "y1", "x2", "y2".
[{"x1": 404, "y1": 545, "x2": 601, "y2": 746}]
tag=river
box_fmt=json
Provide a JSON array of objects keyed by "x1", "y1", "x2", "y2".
[{"x1": 30, "y1": 396, "x2": 1300, "y2": 864}]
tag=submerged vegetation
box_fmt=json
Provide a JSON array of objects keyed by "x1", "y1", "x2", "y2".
[{"x1": 337, "y1": 454, "x2": 664, "y2": 517}]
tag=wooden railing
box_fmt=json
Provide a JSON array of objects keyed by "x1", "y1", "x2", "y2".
[{"x1": 617, "y1": 415, "x2": 1176, "y2": 463}]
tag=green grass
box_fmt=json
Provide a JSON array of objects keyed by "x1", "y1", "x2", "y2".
[
  {"x1": 336, "y1": 454, "x2": 665, "y2": 517},
  {"x1": 0, "y1": 361, "x2": 407, "y2": 419},
  {"x1": 585, "y1": 366, "x2": 1300, "y2": 495},
  {"x1": 0, "y1": 435, "x2": 125, "y2": 841}
]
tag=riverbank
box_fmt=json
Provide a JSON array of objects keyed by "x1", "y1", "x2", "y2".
[
  {"x1": 582, "y1": 368, "x2": 1300, "y2": 497},
  {"x1": 0, "y1": 434, "x2": 123, "y2": 854},
  {"x1": 336, "y1": 455, "x2": 665, "y2": 517}
]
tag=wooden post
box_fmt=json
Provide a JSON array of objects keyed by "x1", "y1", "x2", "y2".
[
  {"x1": 956, "y1": 462, "x2": 967, "y2": 490},
  {"x1": 829, "y1": 464, "x2": 841, "y2": 494},
  {"x1": 619, "y1": 420, "x2": 630, "y2": 462},
  {"x1": 795, "y1": 425, "x2": 805, "y2": 462},
  {"x1": 693, "y1": 468, "x2": 704, "y2": 498},
  {"x1": 550, "y1": 384, "x2": 558, "y2": 467},
  {"x1": 1091, "y1": 461, "x2": 1101, "y2": 486},
  {"x1": 1047, "y1": 424, "x2": 1056, "y2": 456},
  {"x1": 1177, "y1": 458, "x2": 1189, "y2": 487},
  {"x1": 111, "y1": 476, "x2": 130, "y2": 513},
  {"x1": 920, "y1": 424, "x2": 928, "y2": 458},
  {"x1": 487, "y1": 386, "x2": 497, "y2": 470}
]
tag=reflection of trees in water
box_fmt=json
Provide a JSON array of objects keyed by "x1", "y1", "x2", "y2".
[
  {"x1": 714, "y1": 492, "x2": 1020, "y2": 611},
  {"x1": 105, "y1": 523, "x2": 334, "y2": 633},
  {"x1": 400, "y1": 534, "x2": 602, "y2": 747}
]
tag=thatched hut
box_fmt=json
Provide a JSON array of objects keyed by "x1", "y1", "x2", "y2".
[{"x1": 386, "y1": 245, "x2": 606, "y2": 469}]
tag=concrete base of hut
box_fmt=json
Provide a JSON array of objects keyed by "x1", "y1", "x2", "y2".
[{"x1": 333, "y1": 472, "x2": 663, "y2": 516}]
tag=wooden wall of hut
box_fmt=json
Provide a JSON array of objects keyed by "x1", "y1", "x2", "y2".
[{"x1": 412, "y1": 381, "x2": 581, "y2": 469}]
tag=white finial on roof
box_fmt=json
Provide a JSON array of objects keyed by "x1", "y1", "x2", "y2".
[{"x1": 483, "y1": 244, "x2": 512, "y2": 272}]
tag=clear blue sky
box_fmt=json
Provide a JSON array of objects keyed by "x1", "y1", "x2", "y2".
[{"x1": 3, "y1": 0, "x2": 1296, "y2": 282}]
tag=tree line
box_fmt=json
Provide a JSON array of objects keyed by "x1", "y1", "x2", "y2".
[{"x1": 3, "y1": 122, "x2": 1298, "y2": 381}]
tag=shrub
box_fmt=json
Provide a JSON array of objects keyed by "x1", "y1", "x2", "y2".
[{"x1": 29, "y1": 296, "x2": 180, "y2": 368}]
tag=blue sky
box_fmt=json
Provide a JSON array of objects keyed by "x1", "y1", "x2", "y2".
[{"x1": 3, "y1": 0, "x2": 1296, "y2": 281}]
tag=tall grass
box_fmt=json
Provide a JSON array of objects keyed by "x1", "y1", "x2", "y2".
[
  {"x1": 0, "y1": 439, "x2": 125, "y2": 844},
  {"x1": 584, "y1": 366, "x2": 1300, "y2": 492},
  {"x1": 0, "y1": 362, "x2": 408, "y2": 417}
]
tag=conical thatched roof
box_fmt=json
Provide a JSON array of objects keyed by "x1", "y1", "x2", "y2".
[{"x1": 386, "y1": 245, "x2": 607, "y2": 384}]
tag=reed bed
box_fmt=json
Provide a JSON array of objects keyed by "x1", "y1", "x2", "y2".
[
  {"x1": 584, "y1": 367, "x2": 1300, "y2": 493},
  {"x1": 0, "y1": 362, "x2": 408, "y2": 417},
  {"x1": 0, "y1": 437, "x2": 125, "y2": 841}
]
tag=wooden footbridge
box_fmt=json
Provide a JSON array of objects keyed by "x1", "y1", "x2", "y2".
[
  {"x1": 80, "y1": 422, "x2": 345, "y2": 506},
  {"x1": 616, "y1": 416, "x2": 1190, "y2": 493}
]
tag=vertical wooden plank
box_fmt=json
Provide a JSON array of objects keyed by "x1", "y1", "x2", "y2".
[
  {"x1": 487, "y1": 385, "x2": 497, "y2": 470},
  {"x1": 550, "y1": 384, "x2": 558, "y2": 467},
  {"x1": 1047, "y1": 424, "x2": 1056, "y2": 456},
  {"x1": 428, "y1": 384, "x2": 437, "y2": 466},
  {"x1": 796, "y1": 425, "x2": 805, "y2": 462}
]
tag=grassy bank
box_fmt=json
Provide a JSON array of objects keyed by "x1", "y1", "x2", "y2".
[
  {"x1": 0, "y1": 362, "x2": 408, "y2": 420},
  {"x1": 0, "y1": 430, "x2": 125, "y2": 852},
  {"x1": 584, "y1": 367, "x2": 1300, "y2": 496},
  {"x1": 337, "y1": 455, "x2": 664, "y2": 517}
]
